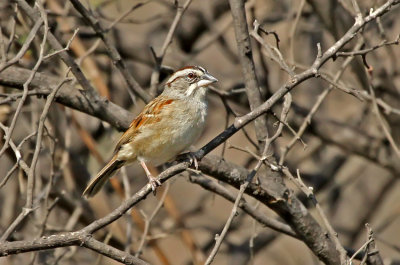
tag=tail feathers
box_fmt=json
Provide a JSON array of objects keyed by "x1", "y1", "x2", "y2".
[{"x1": 82, "y1": 156, "x2": 124, "y2": 198}]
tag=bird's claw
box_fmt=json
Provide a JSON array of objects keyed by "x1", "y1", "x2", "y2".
[
  {"x1": 149, "y1": 177, "x2": 162, "y2": 195},
  {"x1": 188, "y1": 152, "x2": 199, "y2": 170},
  {"x1": 177, "y1": 152, "x2": 199, "y2": 170}
]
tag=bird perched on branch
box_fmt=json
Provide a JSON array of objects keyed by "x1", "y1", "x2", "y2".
[{"x1": 83, "y1": 66, "x2": 218, "y2": 198}]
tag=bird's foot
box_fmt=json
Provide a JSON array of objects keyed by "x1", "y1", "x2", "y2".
[
  {"x1": 177, "y1": 152, "x2": 199, "y2": 170},
  {"x1": 148, "y1": 175, "x2": 162, "y2": 195}
]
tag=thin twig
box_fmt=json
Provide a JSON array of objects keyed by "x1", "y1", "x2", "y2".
[
  {"x1": 279, "y1": 40, "x2": 364, "y2": 165},
  {"x1": 190, "y1": 175, "x2": 297, "y2": 237},
  {"x1": 282, "y1": 168, "x2": 348, "y2": 264},
  {"x1": 15, "y1": 0, "x2": 104, "y2": 101},
  {"x1": 368, "y1": 82, "x2": 400, "y2": 159},
  {"x1": 43, "y1": 28, "x2": 79, "y2": 60},
  {"x1": 148, "y1": 0, "x2": 194, "y2": 96},
  {"x1": 105, "y1": 1, "x2": 152, "y2": 31},
  {"x1": 135, "y1": 183, "x2": 170, "y2": 257},
  {"x1": 69, "y1": 0, "x2": 152, "y2": 103},
  {"x1": 0, "y1": 17, "x2": 43, "y2": 72},
  {"x1": 251, "y1": 20, "x2": 295, "y2": 77},
  {"x1": 0, "y1": 17, "x2": 45, "y2": 159},
  {"x1": 205, "y1": 93, "x2": 291, "y2": 264},
  {"x1": 288, "y1": 0, "x2": 306, "y2": 64},
  {"x1": 204, "y1": 149, "x2": 267, "y2": 265},
  {"x1": 335, "y1": 35, "x2": 400, "y2": 57}
]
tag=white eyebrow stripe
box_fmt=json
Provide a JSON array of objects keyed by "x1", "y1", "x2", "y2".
[
  {"x1": 166, "y1": 68, "x2": 204, "y2": 84},
  {"x1": 167, "y1": 69, "x2": 192, "y2": 83}
]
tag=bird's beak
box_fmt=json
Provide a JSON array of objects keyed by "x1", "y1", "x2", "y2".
[{"x1": 197, "y1": 73, "x2": 218, "y2": 87}]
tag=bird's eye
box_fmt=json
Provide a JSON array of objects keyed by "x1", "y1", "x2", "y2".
[{"x1": 187, "y1": 72, "x2": 195, "y2": 79}]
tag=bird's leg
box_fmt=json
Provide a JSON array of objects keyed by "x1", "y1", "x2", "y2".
[{"x1": 140, "y1": 161, "x2": 161, "y2": 195}]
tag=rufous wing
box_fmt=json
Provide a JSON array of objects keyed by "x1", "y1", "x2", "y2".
[{"x1": 114, "y1": 96, "x2": 174, "y2": 152}]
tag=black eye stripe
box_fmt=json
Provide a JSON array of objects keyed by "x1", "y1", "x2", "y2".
[{"x1": 196, "y1": 66, "x2": 206, "y2": 73}]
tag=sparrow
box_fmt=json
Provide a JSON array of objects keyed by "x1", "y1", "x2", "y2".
[{"x1": 83, "y1": 66, "x2": 218, "y2": 198}]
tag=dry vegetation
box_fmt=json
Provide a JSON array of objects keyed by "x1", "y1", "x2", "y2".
[{"x1": 1, "y1": 0, "x2": 400, "y2": 264}]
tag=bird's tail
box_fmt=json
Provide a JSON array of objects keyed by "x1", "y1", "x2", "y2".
[{"x1": 82, "y1": 155, "x2": 124, "y2": 198}]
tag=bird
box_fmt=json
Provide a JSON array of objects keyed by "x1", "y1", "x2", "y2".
[{"x1": 82, "y1": 66, "x2": 218, "y2": 198}]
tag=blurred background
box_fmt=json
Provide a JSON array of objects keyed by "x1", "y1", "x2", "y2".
[{"x1": 0, "y1": 0, "x2": 400, "y2": 264}]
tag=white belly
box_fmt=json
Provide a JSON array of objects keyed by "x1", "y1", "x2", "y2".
[{"x1": 119, "y1": 98, "x2": 207, "y2": 165}]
